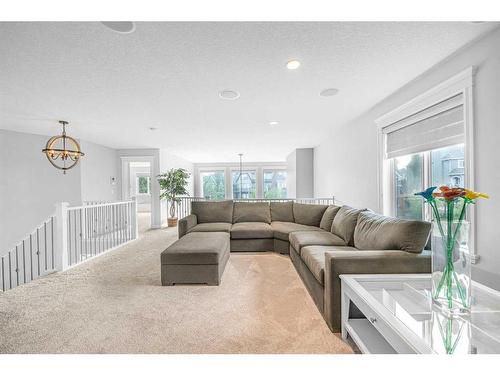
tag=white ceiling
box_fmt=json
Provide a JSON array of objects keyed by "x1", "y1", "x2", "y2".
[{"x1": 0, "y1": 22, "x2": 498, "y2": 162}]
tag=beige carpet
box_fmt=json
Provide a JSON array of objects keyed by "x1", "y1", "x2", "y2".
[{"x1": 0, "y1": 214, "x2": 353, "y2": 354}]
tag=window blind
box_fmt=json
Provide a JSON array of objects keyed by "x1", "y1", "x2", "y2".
[{"x1": 384, "y1": 93, "x2": 465, "y2": 159}]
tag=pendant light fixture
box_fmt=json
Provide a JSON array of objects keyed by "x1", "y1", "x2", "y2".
[{"x1": 42, "y1": 120, "x2": 85, "y2": 174}]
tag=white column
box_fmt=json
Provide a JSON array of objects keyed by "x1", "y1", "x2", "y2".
[
  {"x1": 54, "y1": 202, "x2": 69, "y2": 271},
  {"x1": 131, "y1": 196, "x2": 138, "y2": 239}
]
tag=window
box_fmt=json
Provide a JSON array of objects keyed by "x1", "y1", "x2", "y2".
[
  {"x1": 263, "y1": 170, "x2": 287, "y2": 198},
  {"x1": 200, "y1": 171, "x2": 225, "y2": 200},
  {"x1": 394, "y1": 154, "x2": 424, "y2": 220},
  {"x1": 378, "y1": 68, "x2": 475, "y2": 259},
  {"x1": 431, "y1": 144, "x2": 465, "y2": 188},
  {"x1": 392, "y1": 144, "x2": 465, "y2": 221},
  {"x1": 431, "y1": 144, "x2": 465, "y2": 220},
  {"x1": 136, "y1": 175, "x2": 150, "y2": 194},
  {"x1": 384, "y1": 93, "x2": 466, "y2": 221},
  {"x1": 232, "y1": 170, "x2": 256, "y2": 199}
]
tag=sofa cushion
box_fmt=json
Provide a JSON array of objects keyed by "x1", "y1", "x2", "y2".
[
  {"x1": 293, "y1": 203, "x2": 328, "y2": 227},
  {"x1": 319, "y1": 205, "x2": 341, "y2": 231},
  {"x1": 191, "y1": 200, "x2": 233, "y2": 224},
  {"x1": 160, "y1": 232, "x2": 230, "y2": 265},
  {"x1": 270, "y1": 221, "x2": 322, "y2": 241},
  {"x1": 230, "y1": 222, "x2": 274, "y2": 239},
  {"x1": 289, "y1": 231, "x2": 346, "y2": 254},
  {"x1": 331, "y1": 205, "x2": 367, "y2": 246},
  {"x1": 300, "y1": 245, "x2": 354, "y2": 285},
  {"x1": 233, "y1": 202, "x2": 271, "y2": 223},
  {"x1": 300, "y1": 246, "x2": 327, "y2": 285},
  {"x1": 188, "y1": 222, "x2": 232, "y2": 233},
  {"x1": 354, "y1": 211, "x2": 431, "y2": 254},
  {"x1": 270, "y1": 201, "x2": 294, "y2": 222}
]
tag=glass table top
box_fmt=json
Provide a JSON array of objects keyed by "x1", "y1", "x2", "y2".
[{"x1": 358, "y1": 277, "x2": 500, "y2": 354}]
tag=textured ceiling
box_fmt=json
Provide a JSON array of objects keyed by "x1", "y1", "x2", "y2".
[{"x1": 0, "y1": 22, "x2": 498, "y2": 162}]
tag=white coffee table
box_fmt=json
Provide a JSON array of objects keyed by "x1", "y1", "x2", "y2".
[{"x1": 340, "y1": 274, "x2": 500, "y2": 354}]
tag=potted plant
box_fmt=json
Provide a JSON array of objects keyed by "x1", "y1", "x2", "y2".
[{"x1": 157, "y1": 168, "x2": 190, "y2": 227}]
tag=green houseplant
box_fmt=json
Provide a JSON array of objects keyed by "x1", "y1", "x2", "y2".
[{"x1": 157, "y1": 168, "x2": 190, "y2": 227}]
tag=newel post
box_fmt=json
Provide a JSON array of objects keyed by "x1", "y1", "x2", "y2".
[
  {"x1": 54, "y1": 202, "x2": 70, "y2": 271},
  {"x1": 131, "y1": 196, "x2": 138, "y2": 240}
]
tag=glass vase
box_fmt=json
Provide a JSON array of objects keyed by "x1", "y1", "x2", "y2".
[{"x1": 431, "y1": 218, "x2": 471, "y2": 316}]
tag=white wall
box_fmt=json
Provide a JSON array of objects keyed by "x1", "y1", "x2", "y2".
[
  {"x1": 286, "y1": 149, "x2": 314, "y2": 198},
  {"x1": 286, "y1": 151, "x2": 297, "y2": 199},
  {"x1": 314, "y1": 28, "x2": 500, "y2": 288},
  {"x1": 0, "y1": 129, "x2": 82, "y2": 255},
  {"x1": 160, "y1": 150, "x2": 194, "y2": 222},
  {"x1": 80, "y1": 140, "x2": 118, "y2": 203}
]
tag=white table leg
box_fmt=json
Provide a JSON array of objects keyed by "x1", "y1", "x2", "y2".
[{"x1": 341, "y1": 289, "x2": 350, "y2": 340}]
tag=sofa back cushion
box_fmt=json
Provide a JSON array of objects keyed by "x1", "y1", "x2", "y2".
[
  {"x1": 233, "y1": 202, "x2": 271, "y2": 223},
  {"x1": 354, "y1": 211, "x2": 431, "y2": 254},
  {"x1": 331, "y1": 205, "x2": 367, "y2": 246},
  {"x1": 270, "y1": 201, "x2": 294, "y2": 222},
  {"x1": 191, "y1": 200, "x2": 234, "y2": 224},
  {"x1": 319, "y1": 205, "x2": 341, "y2": 231},
  {"x1": 293, "y1": 203, "x2": 328, "y2": 227}
]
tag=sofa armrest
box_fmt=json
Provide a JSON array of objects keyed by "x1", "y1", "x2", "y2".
[
  {"x1": 323, "y1": 250, "x2": 431, "y2": 332},
  {"x1": 178, "y1": 214, "x2": 198, "y2": 238}
]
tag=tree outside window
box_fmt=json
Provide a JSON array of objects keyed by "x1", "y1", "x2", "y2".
[
  {"x1": 201, "y1": 171, "x2": 225, "y2": 200},
  {"x1": 137, "y1": 175, "x2": 150, "y2": 194},
  {"x1": 394, "y1": 154, "x2": 423, "y2": 220},
  {"x1": 263, "y1": 170, "x2": 287, "y2": 198}
]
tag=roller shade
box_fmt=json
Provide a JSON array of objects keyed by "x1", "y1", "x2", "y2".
[{"x1": 384, "y1": 93, "x2": 465, "y2": 159}]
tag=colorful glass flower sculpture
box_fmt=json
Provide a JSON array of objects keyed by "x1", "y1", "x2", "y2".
[{"x1": 415, "y1": 186, "x2": 489, "y2": 311}]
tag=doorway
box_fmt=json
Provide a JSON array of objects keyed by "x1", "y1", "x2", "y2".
[
  {"x1": 120, "y1": 156, "x2": 160, "y2": 231},
  {"x1": 128, "y1": 161, "x2": 151, "y2": 233}
]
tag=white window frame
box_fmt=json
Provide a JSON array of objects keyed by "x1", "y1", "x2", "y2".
[
  {"x1": 136, "y1": 174, "x2": 151, "y2": 195},
  {"x1": 376, "y1": 67, "x2": 477, "y2": 263},
  {"x1": 199, "y1": 169, "x2": 226, "y2": 199}
]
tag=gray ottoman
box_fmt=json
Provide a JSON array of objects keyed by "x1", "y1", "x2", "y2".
[{"x1": 161, "y1": 232, "x2": 230, "y2": 286}]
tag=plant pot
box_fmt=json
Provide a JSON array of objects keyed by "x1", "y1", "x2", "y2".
[{"x1": 167, "y1": 217, "x2": 178, "y2": 227}]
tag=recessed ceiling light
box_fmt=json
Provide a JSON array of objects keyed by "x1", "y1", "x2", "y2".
[
  {"x1": 219, "y1": 90, "x2": 240, "y2": 100},
  {"x1": 286, "y1": 60, "x2": 301, "y2": 70},
  {"x1": 269, "y1": 121, "x2": 279, "y2": 126},
  {"x1": 101, "y1": 22, "x2": 136, "y2": 34},
  {"x1": 320, "y1": 88, "x2": 339, "y2": 97}
]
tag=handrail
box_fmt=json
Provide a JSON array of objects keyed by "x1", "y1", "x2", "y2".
[
  {"x1": 69, "y1": 200, "x2": 134, "y2": 210},
  {"x1": 1, "y1": 199, "x2": 138, "y2": 292}
]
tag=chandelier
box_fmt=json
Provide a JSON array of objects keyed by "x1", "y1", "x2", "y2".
[{"x1": 42, "y1": 120, "x2": 85, "y2": 173}]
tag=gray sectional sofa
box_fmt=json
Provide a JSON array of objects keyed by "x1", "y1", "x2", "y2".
[{"x1": 162, "y1": 200, "x2": 432, "y2": 332}]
